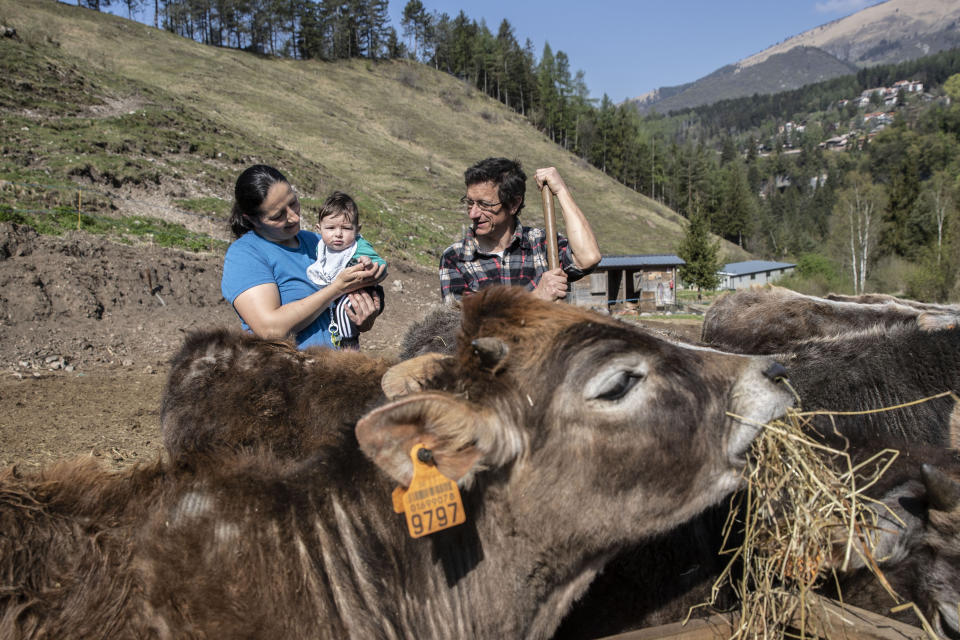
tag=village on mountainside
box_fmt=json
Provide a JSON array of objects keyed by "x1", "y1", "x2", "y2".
[{"x1": 770, "y1": 79, "x2": 937, "y2": 155}]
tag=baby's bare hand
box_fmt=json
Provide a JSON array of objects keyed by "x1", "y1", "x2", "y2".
[{"x1": 339, "y1": 261, "x2": 384, "y2": 292}]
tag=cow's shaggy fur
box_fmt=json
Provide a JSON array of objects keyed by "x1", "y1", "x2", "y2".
[
  {"x1": 825, "y1": 292, "x2": 960, "y2": 314},
  {"x1": 819, "y1": 446, "x2": 960, "y2": 637},
  {"x1": 701, "y1": 286, "x2": 949, "y2": 355},
  {"x1": 699, "y1": 286, "x2": 960, "y2": 449},
  {"x1": 0, "y1": 459, "x2": 166, "y2": 638},
  {"x1": 782, "y1": 323, "x2": 960, "y2": 449},
  {"x1": 161, "y1": 329, "x2": 393, "y2": 462},
  {"x1": 2, "y1": 286, "x2": 792, "y2": 639},
  {"x1": 397, "y1": 304, "x2": 461, "y2": 359}
]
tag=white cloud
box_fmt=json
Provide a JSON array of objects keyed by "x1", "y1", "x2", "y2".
[{"x1": 814, "y1": 0, "x2": 875, "y2": 14}]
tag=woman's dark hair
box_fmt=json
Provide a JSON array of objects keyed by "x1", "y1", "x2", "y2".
[
  {"x1": 464, "y1": 157, "x2": 526, "y2": 215},
  {"x1": 229, "y1": 164, "x2": 289, "y2": 238}
]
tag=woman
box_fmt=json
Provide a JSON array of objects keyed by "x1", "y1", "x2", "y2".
[{"x1": 221, "y1": 165, "x2": 384, "y2": 349}]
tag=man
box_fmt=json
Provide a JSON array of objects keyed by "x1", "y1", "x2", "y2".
[{"x1": 439, "y1": 158, "x2": 601, "y2": 303}]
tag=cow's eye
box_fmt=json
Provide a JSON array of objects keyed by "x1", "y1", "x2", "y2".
[{"x1": 594, "y1": 371, "x2": 643, "y2": 401}]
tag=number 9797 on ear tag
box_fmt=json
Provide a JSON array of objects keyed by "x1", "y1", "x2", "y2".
[{"x1": 401, "y1": 444, "x2": 466, "y2": 538}]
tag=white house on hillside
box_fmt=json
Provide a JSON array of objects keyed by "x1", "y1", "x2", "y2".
[{"x1": 717, "y1": 260, "x2": 796, "y2": 290}]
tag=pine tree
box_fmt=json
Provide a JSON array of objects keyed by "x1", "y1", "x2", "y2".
[
  {"x1": 589, "y1": 95, "x2": 615, "y2": 174},
  {"x1": 474, "y1": 21, "x2": 497, "y2": 96},
  {"x1": 119, "y1": 0, "x2": 142, "y2": 19},
  {"x1": 554, "y1": 50, "x2": 573, "y2": 148},
  {"x1": 79, "y1": 0, "x2": 112, "y2": 10},
  {"x1": 677, "y1": 207, "x2": 721, "y2": 296},
  {"x1": 449, "y1": 11, "x2": 476, "y2": 81},
  {"x1": 719, "y1": 136, "x2": 737, "y2": 165},
  {"x1": 361, "y1": 0, "x2": 390, "y2": 59},
  {"x1": 401, "y1": 0, "x2": 430, "y2": 60},
  {"x1": 536, "y1": 42, "x2": 559, "y2": 141},
  {"x1": 426, "y1": 12, "x2": 453, "y2": 72},
  {"x1": 495, "y1": 19, "x2": 521, "y2": 110},
  {"x1": 715, "y1": 160, "x2": 755, "y2": 248}
]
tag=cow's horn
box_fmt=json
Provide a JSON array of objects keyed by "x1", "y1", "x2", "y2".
[
  {"x1": 471, "y1": 337, "x2": 508, "y2": 369},
  {"x1": 922, "y1": 463, "x2": 960, "y2": 512}
]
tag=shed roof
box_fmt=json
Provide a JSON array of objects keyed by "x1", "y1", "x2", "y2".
[
  {"x1": 720, "y1": 260, "x2": 796, "y2": 276},
  {"x1": 597, "y1": 254, "x2": 685, "y2": 269}
]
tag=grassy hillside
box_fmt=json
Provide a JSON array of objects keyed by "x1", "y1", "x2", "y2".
[{"x1": 0, "y1": 0, "x2": 749, "y2": 265}]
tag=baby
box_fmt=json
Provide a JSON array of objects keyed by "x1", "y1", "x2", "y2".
[{"x1": 306, "y1": 191, "x2": 386, "y2": 349}]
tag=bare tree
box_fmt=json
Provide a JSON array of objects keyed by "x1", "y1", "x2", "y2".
[
  {"x1": 923, "y1": 170, "x2": 957, "y2": 266},
  {"x1": 830, "y1": 171, "x2": 885, "y2": 294}
]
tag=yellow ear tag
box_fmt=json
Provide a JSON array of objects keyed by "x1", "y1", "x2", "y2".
[
  {"x1": 398, "y1": 443, "x2": 466, "y2": 538},
  {"x1": 391, "y1": 486, "x2": 407, "y2": 514}
]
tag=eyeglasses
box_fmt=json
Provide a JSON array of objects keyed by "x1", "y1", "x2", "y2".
[{"x1": 460, "y1": 196, "x2": 502, "y2": 213}]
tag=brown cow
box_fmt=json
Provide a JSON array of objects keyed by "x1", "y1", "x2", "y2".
[
  {"x1": 2, "y1": 287, "x2": 792, "y2": 640},
  {"x1": 397, "y1": 304, "x2": 462, "y2": 359},
  {"x1": 556, "y1": 446, "x2": 960, "y2": 639},
  {"x1": 816, "y1": 447, "x2": 960, "y2": 637},
  {"x1": 826, "y1": 292, "x2": 960, "y2": 315},
  {"x1": 701, "y1": 286, "x2": 959, "y2": 355},
  {"x1": 160, "y1": 331, "x2": 394, "y2": 461},
  {"x1": 773, "y1": 322, "x2": 960, "y2": 450},
  {"x1": 699, "y1": 286, "x2": 960, "y2": 450}
]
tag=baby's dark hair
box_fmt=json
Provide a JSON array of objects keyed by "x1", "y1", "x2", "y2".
[{"x1": 318, "y1": 191, "x2": 360, "y2": 226}]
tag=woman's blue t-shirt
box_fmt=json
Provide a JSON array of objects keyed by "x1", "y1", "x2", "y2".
[{"x1": 221, "y1": 230, "x2": 335, "y2": 349}]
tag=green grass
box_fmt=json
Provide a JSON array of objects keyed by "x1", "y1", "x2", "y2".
[
  {"x1": 174, "y1": 196, "x2": 230, "y2": 218},
  {"x1": 676, "y1": 289, "x2": 723, "y2": 303},
  {"x1": 0, "y1": 204, "x2": 226, "y2": 252}
]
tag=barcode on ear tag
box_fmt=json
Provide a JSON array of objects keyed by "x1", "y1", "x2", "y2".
[{"x1": 402, "y1": 443, "x2": 466, "y2": 538}]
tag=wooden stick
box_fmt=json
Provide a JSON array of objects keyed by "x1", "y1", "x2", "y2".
[
  {"x1": 593, "y1": 594, "x2": 930, "y2": 640},
  {"x1": 541, "y1": 186, "x2": 560, "y2": 271}
]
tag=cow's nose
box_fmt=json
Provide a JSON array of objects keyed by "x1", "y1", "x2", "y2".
[{"x1": 762, "y1": 361, "x2": 788, "y2": 382}]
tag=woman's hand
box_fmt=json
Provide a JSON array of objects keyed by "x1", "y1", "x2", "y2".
[{"x1": 345, "y1": 288, "x2": 381, "y2": 332}]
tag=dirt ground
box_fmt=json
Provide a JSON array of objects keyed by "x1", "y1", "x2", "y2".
[{"x1": 0, "y1": 221, "x2": 702, "y2": 470}]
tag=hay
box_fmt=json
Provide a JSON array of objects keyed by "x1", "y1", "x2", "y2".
[{"x1": 702, "y1": 392, "x2": 955, "y2": 640}]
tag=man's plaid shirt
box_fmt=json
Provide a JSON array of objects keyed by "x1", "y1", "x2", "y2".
[{"x1": 439, "y1": 223, "x2": 591, "y2": 303}]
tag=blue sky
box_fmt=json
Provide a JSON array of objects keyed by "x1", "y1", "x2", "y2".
[
  {"x1": 109, "y1": 0, "x2": 883, "y2": 102},
  {"x1": 399, "y1": 0, "x2": 884, "y2": 101}
]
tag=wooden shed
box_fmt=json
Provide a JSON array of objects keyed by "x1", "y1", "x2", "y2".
[{"x1": 571, "y1": 254, "x2": 685, "y2": 311}]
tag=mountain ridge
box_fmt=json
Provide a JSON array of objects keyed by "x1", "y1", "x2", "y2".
[{"x1": 630, "y1": 0, "x2": 960, "y2": 114}]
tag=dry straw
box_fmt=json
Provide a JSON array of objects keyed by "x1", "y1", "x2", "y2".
[{"x1": 704, "y1": 390, "x2": 957, "y2": 640}]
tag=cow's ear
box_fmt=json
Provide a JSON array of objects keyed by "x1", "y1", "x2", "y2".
[
  {"x1": 356, "y1": 393, "x2": 485, "y2": 487},
  {"x1": 923, "y1": 463, "x2": 960, "y2": 512},
  {"x1": 380, "y1": 353, "x2": 450, "y2": 399}
]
